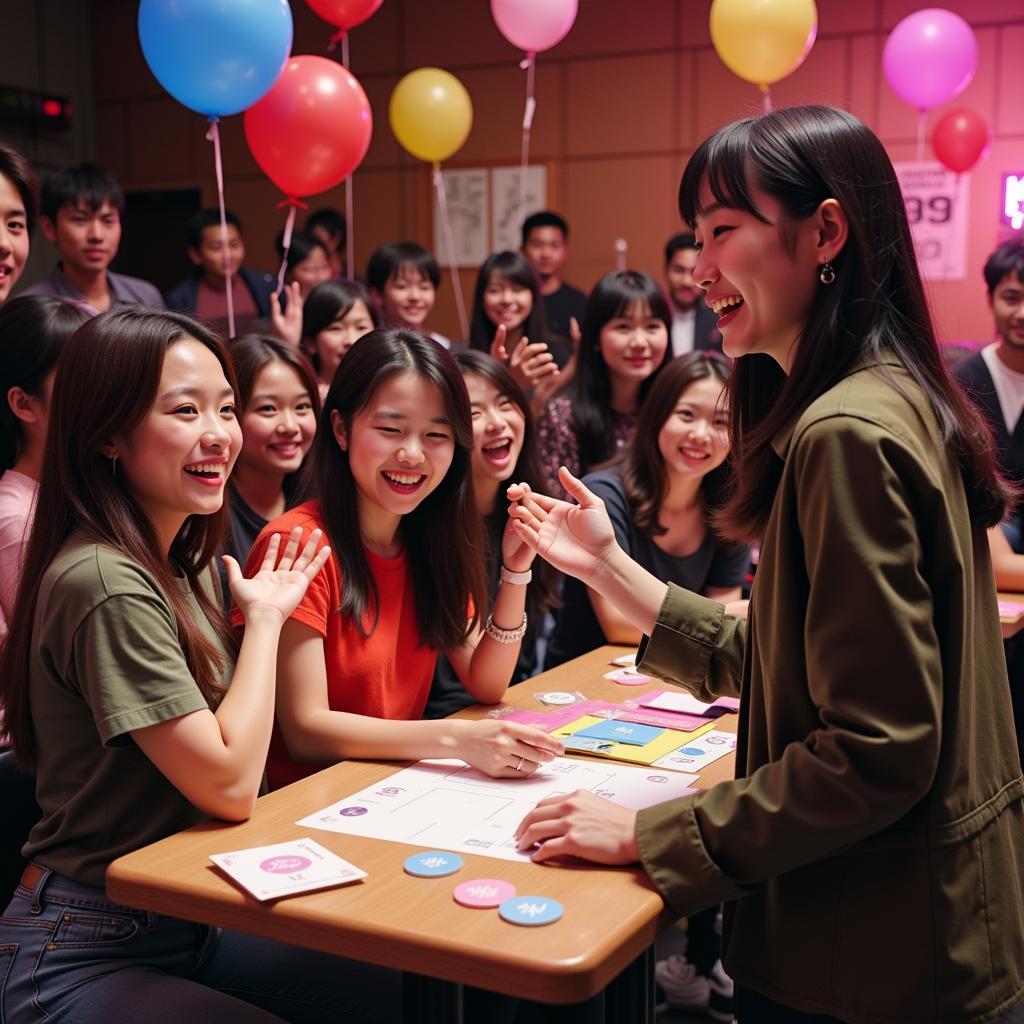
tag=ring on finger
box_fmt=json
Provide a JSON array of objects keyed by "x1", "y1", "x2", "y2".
[{"x1": 516, "y1": 754, "x2": 525, "y2": 771}]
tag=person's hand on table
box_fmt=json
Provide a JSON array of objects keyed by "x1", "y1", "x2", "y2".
[
  {"x1": 458, "y1": 719, "x2": 564, "y2": 778},
  {"x1": 515, "y1": 789, "x2": 640, "y2": 865},
  {"x1": 507, "y1": 469, "x2": 620, "y2": 586}
]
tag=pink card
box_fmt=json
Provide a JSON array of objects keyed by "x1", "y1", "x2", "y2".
[
  {"x1": 636, "y1": 690, "x2": 738, "y2": 716},
  {"x1": 613, "y1": 708, "x2": 709, "y2": 732}
]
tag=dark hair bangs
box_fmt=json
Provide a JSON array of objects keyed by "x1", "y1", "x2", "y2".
[{"x1": 679, "y1": 119, "x2": 770, "y2": 229}]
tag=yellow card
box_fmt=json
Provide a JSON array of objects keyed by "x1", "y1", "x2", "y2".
[{"x1": 554, "y1": 715, "x2": 717, "y2": 766}]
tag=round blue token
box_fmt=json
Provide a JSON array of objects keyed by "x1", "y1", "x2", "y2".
[
  {"x1": 498, "y1": 894, "x2": 564, "y2": 927},
  {"x1": 403, "y1": 851, "x2": 463, "y2": 878}
]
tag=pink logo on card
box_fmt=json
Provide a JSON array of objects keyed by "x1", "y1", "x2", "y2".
[{"x1": 259, "y1": 855, "x2": 312, "y2": 874}]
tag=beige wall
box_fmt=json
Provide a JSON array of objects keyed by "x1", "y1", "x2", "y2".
[{"x1": 89, "y1": 0, "x2": 1024, "y2": 342}]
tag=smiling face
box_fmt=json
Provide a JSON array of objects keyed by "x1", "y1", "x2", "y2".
[
  {"x1": 314, "y1": 299, "x2": 376, "y2": 385},
  {"x1": 237, "y1": 359, "x2": 316, "y2": 479},
  {"x1": 379, "y1": 264, "x2": 436, "y2": 328},
  {"x1": 114, "y1": 338, "x2": 241, "y2": 548},
  {"x1": 665, "y1": 246, "x2": 700, "y2": 313},
  {"x1": 44, "y1": 198, "x2": 121, "y2": 277},
  {"x1": 992, "y1": 273, "x2": 1024, "y2": 351},
  {"x1": 482, "y1": 271, "x2": 533, "y2": 332},
  {"x1": 692, "y1": 179, "x2": 820, "y2": 368},
  {"x1": 598, "y1": 300, "x2": 669, "y2": 386},
  {"x1": 464, "y1": 371, "x2": 526, "y2": 487},
  {"x1": 0, "y1": 173, "x2": 29, "y2": 303},
  {"x1": 333, "y1": 371, "x2": 455, "y2": 536},
  {"x1": 657, "y1": 375, "x2": 729, "y2": 481},
  {"x1": 290, "y1": 247, "x2": 332, "y2": 298}
]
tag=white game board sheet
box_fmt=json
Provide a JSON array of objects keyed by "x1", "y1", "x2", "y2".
[{"x1": 297, "y1": 757, "x2": 698, "y2": 862}]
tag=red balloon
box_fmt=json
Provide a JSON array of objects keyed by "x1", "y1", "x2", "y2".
[
  {"x1": 244, "y1": 56, "x2": 373, "y2": 198},
  {"x1": 931, "y1": 107, "x2": 990, "y2": 174},
  {"x1": 305, "y1": 0, "x2": 383, "y2": 31}
]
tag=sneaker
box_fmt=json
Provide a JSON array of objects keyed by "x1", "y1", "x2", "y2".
[{"x1": 655, "y1": 954, "x2": 735, "y2": 1022}]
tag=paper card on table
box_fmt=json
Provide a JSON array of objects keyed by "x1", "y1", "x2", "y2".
[
  {"x1": 651, "y1": 730, "x2": 738, "y2": 772},
  {"x1": 577, "y1": 720, "x2": 664, "y2": 747},
  {"x1": 297, "y1": 757, "x2": 698, "y2": 861},
  {"x1": 553, "y1": 715, "x2": 716, "y2": 767},
  {"x1": 500, "y1": 700, "x2": 617, "y2": 732},
  {"x1": 563, "y1": 736, "x2": 616, "y2": 754},
  {"x1": 637, "y1": 690, "x2": 738, "y2": 716},
  {"x1": 999, "y1": 600, "x2": 1024, "y2": 617},
  {"x1": 613, "y1": 708, "x2": 709, "y2": 732},
  {"x1": 210, "y1": 838, "x2": 366, "y2": 902}
]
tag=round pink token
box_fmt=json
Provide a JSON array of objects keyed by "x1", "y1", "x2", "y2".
[{"x1": 453, "y1": 878, "x2": 517, "y2": 908}]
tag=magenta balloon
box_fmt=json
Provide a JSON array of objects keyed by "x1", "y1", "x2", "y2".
[
  {"x1": 883, "y1": 8, "x2": 978, "y2": 112},
  {"x1": 491, "y1": 0, "x2": 578, "y2": 53}
]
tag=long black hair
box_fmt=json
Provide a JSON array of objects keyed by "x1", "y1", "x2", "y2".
[
  {"x1": 468, "y1": 251, "x2": 547, "y2": 350},
  {"x1": 1, "y1": 309, "x2": 238, "y2": 768},
  {"x1": 0, "y1": 296, "x2": 87, "y2": 471},
  {"x1": 618, "y1": 352, "x2": 732, "y2": 538},
  {"x1": 678, "y1": 105, "x2": 1011, "y2": 540},
  {"x1": 567, "y1": 270, "x2": 671, "y2": 474},
  {"x1": 314, "y1": 328, "x2": 487, "y2": 648},
  {"x1": 453, "y1": 348, "x2": 559, "y2": 622}
]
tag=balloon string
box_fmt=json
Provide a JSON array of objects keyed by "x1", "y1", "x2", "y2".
[
  {"x1": 327, "y1": 28, "x2": 346, "y2": 52},
  {"x1": 614, "y1": 238, "x2": 627, "y2": 272},
  {"x1": 916, "y1": 110, "x2": 926, "y2": 162},
  {"x1": 518, "y1": 52, "x2": 537, "y2": 226},
  {"x1": 342, "y1": 33, "x2": 355, "y2": 281},
  {"x1": 432, "y1": 164, "x2": 469, "y2": 341},
  {"x1": 275, "y1": 203, "x2": 299, "y2": 295},
  {"x1": 206, "y1": 118, "x2": 235, "y2": 339},
  {"x1": 760, "y1": 84, "x2": 773, "y2": 115}
]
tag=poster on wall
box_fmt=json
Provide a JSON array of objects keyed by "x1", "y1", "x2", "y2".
[
  {"x1": 893, "y1": 161, "x2": 970, "y2": 282},
  {"x1": 491, "y1": 166, "x2": 547, "y2": 253},
  {"x1": 433, "y1": 168, "x2": 489, "y2": 268}
]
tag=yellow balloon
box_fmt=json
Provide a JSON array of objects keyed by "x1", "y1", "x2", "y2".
[
  {"x1": 710, "y1": 0, "x2": 817, "y2": 88},
  {"x1": 389, "y1": 67, "x2": 473, "y2": 164}
]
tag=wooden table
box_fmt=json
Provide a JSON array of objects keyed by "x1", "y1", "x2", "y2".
[
  {"x1": 107, "y1": 646, "x2": 738, "y2": 1023},
  {"x1": 998, "y1": 592, "x2": 1024, "y2": 639}
]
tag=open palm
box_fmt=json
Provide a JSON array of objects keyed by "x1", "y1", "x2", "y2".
[
  {"x1": 224, "y1": 527, "x2": 331, "y2": 624},
  {"x1": 508, "y1": 469, "x2": 618, "y2": 581}
]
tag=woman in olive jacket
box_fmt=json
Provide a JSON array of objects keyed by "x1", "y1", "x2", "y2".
[{"x1": 511, "y1": 106, "x2": 1024, "y2": 1024}]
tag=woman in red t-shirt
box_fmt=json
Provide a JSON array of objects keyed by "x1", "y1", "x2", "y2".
[{"x1": 242, "y1": 328, "x2": 562, "y2": 790}]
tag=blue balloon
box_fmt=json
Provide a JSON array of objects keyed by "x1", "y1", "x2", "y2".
[{"x1": 138, "y1": 0, "x2": 293, "y2": 118}]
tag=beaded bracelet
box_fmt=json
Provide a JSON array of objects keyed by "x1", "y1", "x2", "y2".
[{"x1": 484, "y1": 612, "x2": 527, "y2": 644}]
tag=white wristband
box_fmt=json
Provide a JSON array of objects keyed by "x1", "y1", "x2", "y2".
[{"x1": 500, "y1": 565, "x2": 533, "y2": 586}]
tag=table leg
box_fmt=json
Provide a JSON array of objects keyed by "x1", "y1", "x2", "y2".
[
  {"x1": 603, "y1": 945, "x2": 655, "y2": 1024},
  {"x1": 402, "y1": 973, "x2": 463, "y2": 1024}
]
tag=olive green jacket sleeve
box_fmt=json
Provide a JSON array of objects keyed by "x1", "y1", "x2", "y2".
[
  {"x1": 636, "y1": 413, "x2": 944, "y2": 917},
  {"x1": 637, "y1": 585, "x2": 746, "y2": 701}
]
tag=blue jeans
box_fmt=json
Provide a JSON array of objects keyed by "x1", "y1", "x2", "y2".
[{"x1": 0, "y1": 866, "x2": 402, "y2": 1023}]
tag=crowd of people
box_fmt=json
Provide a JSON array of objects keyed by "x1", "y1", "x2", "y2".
[{"x1": 0, "y1": 100, "x2": 1023, "y2": 1024}]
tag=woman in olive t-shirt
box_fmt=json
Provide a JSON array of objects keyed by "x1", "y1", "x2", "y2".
[{"x1": 0, "y1": 309, "x2": 401, "y2": 1024}]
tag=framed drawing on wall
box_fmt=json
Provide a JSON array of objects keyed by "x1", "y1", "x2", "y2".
[
  {"x1": 432, "y1": 168, "x2": 489, "y2": 268},
  {"x1": 491, "y1": 165, "x2": 548, "y2": 253},
  {"x1": 430, "y1": 164, "x2": 550, "y2": 267}
]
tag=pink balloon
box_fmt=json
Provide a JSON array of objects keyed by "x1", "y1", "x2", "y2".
[
  {"x1": 883, "y1": 8, "x2": 977, "y2": 112},
  {"x1": 491, "y1": 0, "x2": 578, "y2": 54}
]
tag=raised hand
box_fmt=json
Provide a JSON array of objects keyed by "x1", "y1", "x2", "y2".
[
  {"x1": 223, "y1": 527, "x2": 330, "y2": 625},
  {"x1": 507, "y1": 469, "x2": 620, "y2": 584},
  {"x1": 514, "y1": 789, "x2": 639, "y2": 864},
  {"x1": 270, "y1": 281, "x2": 304, "y2": 348},
  {"x1": 460, "y1": 719, "x2": 564, "y2": 778}
]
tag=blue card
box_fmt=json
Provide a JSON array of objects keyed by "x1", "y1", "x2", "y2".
[{"x1": 576, "y1": 720, "x2": 664, "y2": 746}]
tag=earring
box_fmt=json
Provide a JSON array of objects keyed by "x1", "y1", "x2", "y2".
[
  {"x1": 109, "y1": 454, "x2": 118, "y2": 475},
  {"x1": 819, "y1": 260, "x2": 836, "y2": 285}
]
